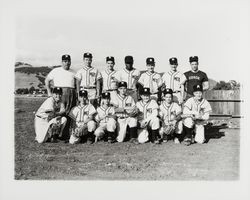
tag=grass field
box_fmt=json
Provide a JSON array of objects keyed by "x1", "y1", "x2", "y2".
[{"x1": 15, "y1": 96, "x2": 240, "y2": 180}]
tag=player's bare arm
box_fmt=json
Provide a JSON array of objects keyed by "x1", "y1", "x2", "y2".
[
  {"x1": 45, "y1": 77, "x2": 52, "y2": 96},
  {"x1": 202, "y1": 81, "x2": 209, "y2": 91}
]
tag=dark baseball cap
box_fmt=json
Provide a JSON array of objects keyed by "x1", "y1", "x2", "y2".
[
  {"x1": 83, "y1": 52, "x2": 93, "y2": 58},
  {"x1": 193, "y1": 84, "x2": 203, "y2": 92},
  {"x1": 163, "y1": 88, "x2": 173, "y2": 95},
  {"x1": 189, "y1": 56, "x2": 199, "y2": 63},
  {"x1": 62, "y1": 54, "x2": 71, "y2": 61},
  {"x1": 79, "y1": 90, "x2": 88, "y2": 97},
  {"x1": 52, "y1": 87, "x2": 63, "y2": 95},
  {"x1": 101, "y1": 92, "x2": 111, "y2": 99},
  {"x1": 118, "y1": 81, "x2": 127, "y2": 88},
  {"x1": 169, "y1": 57, "x2": 178, "y2": 65},
  {"x1": 146, "y1": 57, "x2": 155, "y2": 65},
  {"x1": 106, "y1": 56, "x2": 115, "y2": 63},
  {"x1": 125, "y1": 56, "x2": 133, "y2": 64},
  {"x1": 141, "y1": 87, "x2": 151, "y2": 95}
]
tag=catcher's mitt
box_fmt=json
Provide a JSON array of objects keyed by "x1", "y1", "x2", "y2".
[
  {"x1": 162, "y1": 124, "x2": 175, "y2": 136},
  {"x1": 73, "y1": 125, "x2": 87, "y2": 137},
  {"x1": 125, "y1": 107, "x2": 138, "y2": 117},
  {"x1": 47, "y1": 123, "x2": 61, "y2": 138}
]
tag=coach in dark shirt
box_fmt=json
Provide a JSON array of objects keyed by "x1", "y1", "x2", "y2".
[{"x1": 181, "y1": 56, "x2": 209, "y2": 99}]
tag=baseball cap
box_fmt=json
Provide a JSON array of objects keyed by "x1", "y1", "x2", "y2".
[
  {"x1": 189, "y1": 56, "x2": 199, "y2": 63},
  {"x1": 52, "y1": 87, "x2": 63, "y2": 95},
  {"x1": 163, "y1": 88, "x2": 173, "y2": 95},
  {"x1": 101, "y1": 92, "x2": 111, "y2": 99},
  {"x1": 118, "y1": 81, "x2": 127, "y2": 88},
  {"x1": 141, "y1": 87, "x2": 151, "y2": 95},
  {"x1": 146, "y1": 57, "x2": 155, "y2": 65},
  {"x1": 169, "y1": 57, "x2": 178, "y2": 65},
  {"x1": 125, "y1": 56, "x2": 133, "y2": 64},
  {"x1": 83, "y1": 52, "x2": 93, "y2": 59},
  {"x1": 193, "y1": 84, "x2": 203, "y2": 92},
  {"x1": 79, "y1": 90, "x2": 88, "y2": 97},
  {"x1": 106, "y1": 56, "x2": 115, "y2": 63},
  {"x1": 62, "y1": 54, "x2": 71, "y2": 61}
]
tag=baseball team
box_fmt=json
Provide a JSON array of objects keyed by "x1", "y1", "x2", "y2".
[{"x1": 34, "y1": 53, "x2": 211, "y2": 146}]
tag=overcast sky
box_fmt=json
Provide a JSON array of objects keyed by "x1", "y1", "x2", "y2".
[{"x1": 13, "y1": 0, "x2": 249, "y2": 82}]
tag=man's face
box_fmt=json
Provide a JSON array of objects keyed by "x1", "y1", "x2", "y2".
[
  {"x1": 141, "y1": 94, "x2": 150, "y2": 103},
  {"x1": 84, "y1": 57, "x2": 92, "y2": 67},
  {"x1": 170, "y1": 64, "x2": 178, "y2": 72},
  {"x1": 163, "y1": 93, "x2": 173, "y2": 104},
  {"x1": 118, "y1": 87, "x2": 127, "y2": 95},
  {"x1": 107, "y1": 61, "x2": 115, "y2": 71},
  {"x1": 101, "y1": 98, "x2": 110, "y2": 106},
  {"x1": 79, "y1": 95, "x2": 88, "y2": 104},
  {"x1": 147, "y1": 64, "x2": 155, "y2": 73},
  {"x1": 53, "y1": 93, "x2": 61, "y2": 102},
  {"x1": 193, "y1": 91, "x2": 203, "y2": 100},
  {"x1": 125, "y1": 62, "x2": 133, "y2": 70},
  {"x1": 62, "y1": 60, "x2": 71, "y2": 70},
  {"x1": 190, "y1": 61, "x2": 199, "y2": 71}
]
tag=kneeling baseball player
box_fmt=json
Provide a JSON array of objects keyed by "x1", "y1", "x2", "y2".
[
  {"x1": 94, "y1": 92, "x2": 117, "y2": 143},
  {"x1": 181, "y1": 84, "x2": 212, "y2": 145},
  {"x1": 159, "y1": 88, "x2": 183, "y2": 143},
  {"x1": 34, "y1": 87, "x2": 67, "y2": 143},
  {"x1": 110, "y1": 81, "x2": 138, "y2": 144},
  {"x1": 136, "y1": 87, "x2": 161, "y2": 144},
  {"x1": 68, "y1": 90, "x2": 97, "y2": 144}
]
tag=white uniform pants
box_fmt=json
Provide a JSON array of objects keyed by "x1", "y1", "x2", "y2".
[
  {"x1": 117, "y1": 117, "x2": 137, "y2": 142},
  {"x1": 69, "y1": 120, "x2": 96, "y2": 144},
  {"x1": 35, "y1": 116, "x2": 67, "y2": 143},
  {"x1": 94, "y1": 118, "x2": 116, "y2": 138},
  {"x1": 138, "y1": 116, "x2": 160, "y2": 143},
  {"x1": 183, "y1": 117, "x2": 206, "y2": 144}
]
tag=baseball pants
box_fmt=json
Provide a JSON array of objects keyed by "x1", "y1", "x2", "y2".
[
  {"x1": 117, "y1": 117, "x2": 137, "y2": 142},
  {"x1": 94, "y1": 118, "x2": 116, "y2": 138}
]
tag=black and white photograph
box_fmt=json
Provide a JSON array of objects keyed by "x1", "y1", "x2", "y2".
[{"x1": 0, "y1": 0, "x2": 249, "y2": 199}]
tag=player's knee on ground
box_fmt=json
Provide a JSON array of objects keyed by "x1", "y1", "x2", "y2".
[
  {"x1": 69, "y1": 134, "x2": 81, "y2": 144},
  {"x1": 94, "y1": 127, "x2": 105, "y2": 138},
  {"x1": 138, "y1": 129, "x2": 149, "y2": 143},
  {"x1": 175, "y1": 121, "x2": 183, "y2": 134},
  {"x1": 194, "y1": 124, "x2": 205, "y2": 144},
  {"x1": 149, "y1": 117, "x2": 160, "y2": 130},
  {"x1": 127, "y1": 117, "x2": 137, "y2": 128},
  {"x1": 87, "y1": 120, "x2": 96, "y2": 132},
  {"x1": 183, "y1": 117, "x2": 194, "y2": 128},
  {"x1": 106, "y1": 118, "x2": 116, "y2": 132},
  {"x1": 60, "y1": 116, "x2": 67, "y2": 125}
]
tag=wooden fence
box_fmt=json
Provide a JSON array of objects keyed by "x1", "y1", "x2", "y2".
[{"x1": 203, "y1": 90, "x2": 242, "y2": 118}]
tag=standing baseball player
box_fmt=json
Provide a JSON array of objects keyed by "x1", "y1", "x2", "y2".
[
  {"x1": 100, "y1": 56, "x2": 119, "y2": 100},
  {"x1": 161, "y1": 57, "x2": 185, "y2": 105},
  {"x1": 137, "y1": 57, "x2": 163, "y2": 103},
  {"x1": 116, "y1": 55, "x2": 141, "y2": 101},
  {"x1": 110, "y1": 81, "x2": 138, "y2": 143},
  {"x1": 94, "y1": 92, "x2": 117, "y2": 143},
  {"x1": 159, "y1": 88, "x2": 183, "y2": 143},
  {"x1": 181, "y1": 56, "x2": 209, "y2": 100},
  {"x1": 136, "y1": 87, "x2": 161, "y2": 144},
  {"x1": 68, "y1": 90, "x2": 97, "y2": 144},
  {"x1": 34, "y1": 87, "x2": 67, "y2": 143},
  {"x1": 75, "y1": 52, "x2": 102, "y2": 108},
  {"x1": 181, "y1": 84, "x2": 212, "y2": 145},
  {"x1": 45, "y1": 54, "x2": 77, "y2": 140}
]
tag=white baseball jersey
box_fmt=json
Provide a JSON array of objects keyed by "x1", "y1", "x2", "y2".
[
  {"x1": 101, "y1": 69, "x2": 118, "y2": 91},
  {"x1": 161, "y1": 71, "x2": 185, "y2": 92},
  {"x1": 184, "y1": 97, "x2": 212, "y2": 115},
  {"x1": 75, "y1": 66, "x2": 102, "y2": 88},
  {"x1": 69, "y1": 103, "x2": 96, "y2": 123},
  {"x1": 138, "y1": 71, "x2": 163, "y2": 94},
  {"x1": 136, "y1": 99, "x2": 159, "y2": 120},
  {"x1": 116, "y1": 68, "x2": 141, "y2": 89},
  {"x1": 110, "y1": 93, "x2": 136, "y2": 118},
  {"x1": 159, "y1": 102, "x2": 182, "y2": 123},
  {"x1": 46, "y1": 67, "x2": 75, "y2": 88},
  {"x1": 36, "y1": 97, "x2": 62, "y2": 119},
  {"x1": 95, "y1": 106, "x2": 115, "y2": 123}
]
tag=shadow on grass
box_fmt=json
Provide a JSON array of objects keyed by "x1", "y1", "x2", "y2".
[{"x1": 204, "y1": 123, "x2": 227, "y2": 143}]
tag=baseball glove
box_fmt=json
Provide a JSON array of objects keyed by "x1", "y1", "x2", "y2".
[
  {"x1": 162, "y1": 123, "x2": 175, "y2": 136},
  {"x1": 73, "y1": 124, "x2": 87, "y2": 137},
  {"x1": 125, "y1": 107, "x2": 138, "y2": 117},
  {"x1": 47, "y1": 122, "x2": 61, "y2": 138}
]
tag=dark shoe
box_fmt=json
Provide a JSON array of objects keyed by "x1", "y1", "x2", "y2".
[
  {"x1": 86, "y1": 138, "x2": 94, "y2": 144},
  {"x1": 184, "y1": 138, "x2": 192, "y2": 146},
  {"x1": 153, "y1": 139, "x2": 161, "y2": 145}
]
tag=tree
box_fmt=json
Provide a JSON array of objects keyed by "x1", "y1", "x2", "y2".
[{"x1": 29, "y1": 86, "x2": 35, "y2": 94}]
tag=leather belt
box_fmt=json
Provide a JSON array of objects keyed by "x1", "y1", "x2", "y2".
[
  {"x1": 83, "y1": 86, "x2": 96, "y2": 89},
  {"x1": 173, "y1": 91, "x2": 181, "y2": 93}
]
